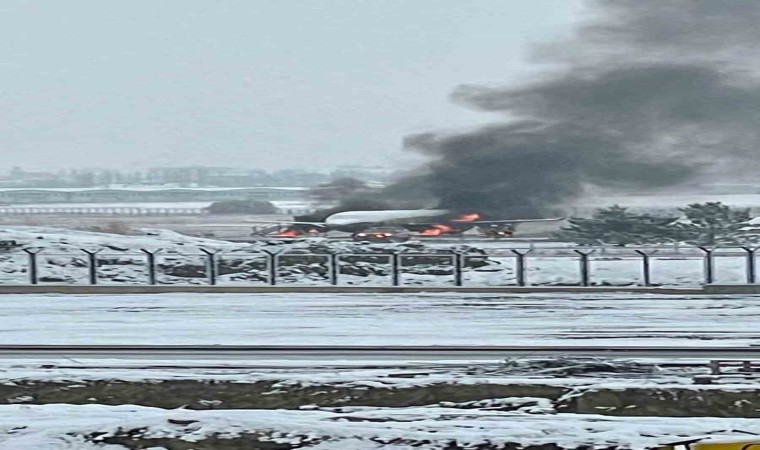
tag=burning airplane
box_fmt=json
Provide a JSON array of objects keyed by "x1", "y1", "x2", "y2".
[{"x1": 258, "y1": 209, "x2": 560, "y2": 241}]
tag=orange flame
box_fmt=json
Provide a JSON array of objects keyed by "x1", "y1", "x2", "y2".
[
  {"x1": 452, "y1": 213, "x2": 481, "y2": 222},
  {"x1": 420, "y1": 224, "x2": 455, "y2": 236},
  {"x1": 276, "y1": 229, "x2": 302, "y2": 237}
]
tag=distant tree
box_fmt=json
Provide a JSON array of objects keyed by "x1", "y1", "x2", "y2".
[
  {"x1": 72, "y1": 170, "x2": 96, "y2": 187},
  {"x1": 205, "y1": 200, "x2": 278, "y2": 215},
  {"x1": 675, "y1": 202, "x2": 757, "y2": 246},
  {"x1": 555, "y1": 205, "x2": 677, "y2": 246},
  {"x1": 96, "y1": 169, "x2": 114, "y2": 187}
]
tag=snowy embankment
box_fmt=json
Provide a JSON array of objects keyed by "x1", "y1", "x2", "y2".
[
  {"x1": 0, "y1": 226, "x2": 747, "y2": 286},
  {"x1": 2, "y1": 292, "x2": 759, "y2": 346}
]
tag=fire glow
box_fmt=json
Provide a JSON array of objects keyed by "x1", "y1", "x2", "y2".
[{"x1": 276, "y1": 229, "x2": 301, "y2": 237}]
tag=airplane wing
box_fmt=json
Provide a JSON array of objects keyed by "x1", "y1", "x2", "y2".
[
  {"x1": 405, "y1": 217, "x2": 565, "y2": 226},
  {"x1": 247, "y1": 220, "x2": 327, "y2": 226},
  {"x1": 467, "y1": 217, "x2": 566, "y2": 225}
]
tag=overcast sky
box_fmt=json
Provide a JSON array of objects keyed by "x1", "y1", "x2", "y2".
[{"x1": 0, "y1": 0, "x2": 584, "y2": 171}]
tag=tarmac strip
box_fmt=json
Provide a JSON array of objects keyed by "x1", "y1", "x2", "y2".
[{"x1": 0, "y1": 345, "x2": 758, "y2": 361}]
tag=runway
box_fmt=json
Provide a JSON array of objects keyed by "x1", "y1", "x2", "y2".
[{"x1": 2, "y1": 345, "x2": 760, "y2": 362}]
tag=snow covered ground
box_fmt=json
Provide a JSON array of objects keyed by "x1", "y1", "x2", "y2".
[
  {"x1": 2, "y1": 403, "x2": 760, "y2": 450},
  {"x1": 3, "y1": 228, "x2": 760, "y2": 448},
  {"x1": 2, "y1": 292, "x2": 759, "y2": 346},
  {"x1": 0, "y1": 357, "x2": 702, "y2": 384}
]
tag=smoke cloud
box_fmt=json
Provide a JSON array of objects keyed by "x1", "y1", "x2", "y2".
[{"x1": 391, "y1": 0, "x2": 760, "y2": 218}]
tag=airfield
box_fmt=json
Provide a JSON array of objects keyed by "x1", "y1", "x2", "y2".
[
  {"x1": 0, "y1": 211, "x2": 564, "y2": 242},
  {"x1": 5, "y1": 190, "x2": 760, "y2": 242}
]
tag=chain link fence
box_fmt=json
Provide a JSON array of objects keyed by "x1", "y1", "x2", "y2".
[{"x1": 2, "y1": 246, "x2": 759, "y2": 287}]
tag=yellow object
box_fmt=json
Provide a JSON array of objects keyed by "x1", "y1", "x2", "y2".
[
  {"x1": 692, "y1": 442, "x2": 760, "y2": 450},
  {"x1": 664, "y1": 440, "x2": 760, "y2": 450}
]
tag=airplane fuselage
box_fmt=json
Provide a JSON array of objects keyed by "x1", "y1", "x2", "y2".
[
  {"x1": 263, "y1": 209, "x2": 563, "y2": 239},
  {"x1": 323, "y1": 209, "x2": 451, "y2": 232}
]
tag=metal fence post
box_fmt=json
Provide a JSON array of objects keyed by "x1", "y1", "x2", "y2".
[
  {"x1": 81, "y1": 249, "x2": 101, "y2": 285},
  {"x1": 510, "y1": 249, "x2": 530, "y2": 286},
  {"x1": 573, "y1": 250, "x2": 593, "y2": 287},
  {"x1": 200, "y1": 249, "x2": 219, "y2": 285},
  {"x1": 390, "y1": 252, "x2": 401, "y2": 286},
  {"x1": 453, "y1": 252, "x2": 464, "y2": 287},
  {"x1": 261, "y1": 250, "x2": 280, "y2": 286},
  {"x1": 140, "y1": 249, "x2": 161, "y2": 285},
  {"x1": 743, "y1": 247, "x2": 757, "y2": 284},
  {"x1": 328, "y1": 252, "x2": 340, "y2": 286},
  {"x1": 23, "y1": 249, "x2": 42, "y2": 285},
  {"x1": 634, "y1": 249, "x2": 654, "y2": 287},
  {"x1": 698, "y1": 246, "x2": 715, "y2": 285}
]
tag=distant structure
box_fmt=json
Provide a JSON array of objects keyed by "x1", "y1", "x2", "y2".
[
  {"x1": 0, "y1": 187, "x2": 307, "y2": 205},
  {"x1": 0, "y1": 166, "x2": 333, "y2": 188}
]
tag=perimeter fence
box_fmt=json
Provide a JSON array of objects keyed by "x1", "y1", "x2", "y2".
[{"x1": 0, "y1": 245, "x2": 758, "y2": 287}]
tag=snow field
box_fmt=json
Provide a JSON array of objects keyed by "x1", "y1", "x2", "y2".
[{"x1": 2, "y1": 293, "x2": 760, "y2": 346}]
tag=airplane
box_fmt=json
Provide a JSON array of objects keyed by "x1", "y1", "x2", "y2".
[{"x1": 250, "y1": 209, "x2": 565, "y2": 241}]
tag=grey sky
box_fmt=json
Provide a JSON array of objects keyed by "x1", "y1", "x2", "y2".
[{"x1": 0, "y1": 0, "x2": 583, "y2": 171}]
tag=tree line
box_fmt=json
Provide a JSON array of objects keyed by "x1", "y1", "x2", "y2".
[{"x1": 555, "y1": 202, "x2": 760, "y2": 246}]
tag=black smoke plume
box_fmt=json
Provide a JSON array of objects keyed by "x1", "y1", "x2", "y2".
[{"x1": 388, "y1": 0, "x2": 760, "y2": 218}]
